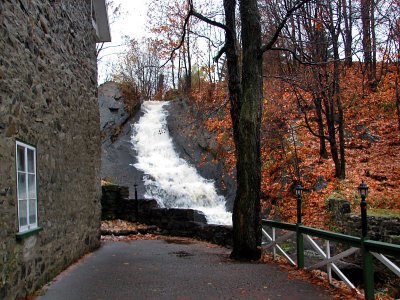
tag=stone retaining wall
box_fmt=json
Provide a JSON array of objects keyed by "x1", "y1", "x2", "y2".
[
  {"x1": 342, "y1": 214, "x2": 400, "y2": 244},
  {"x1": 101, "y1": 185, "x2": 233, "y2": 246},
  {"x1": 328, "y1": 199, "x2": 400, "y2": 244}
]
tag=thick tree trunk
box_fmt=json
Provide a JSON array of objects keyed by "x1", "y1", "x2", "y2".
[
  {"x1": 230, "y1": 0, "x2": 263, "y2": 260},
  {"x1": 223, "y1": 0, "x2": 241, "y2": 143}
]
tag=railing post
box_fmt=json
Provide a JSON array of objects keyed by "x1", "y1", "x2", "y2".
[
  {"x1": 272, "y1": 227, "x2": 276, "y2": 260},
  {"x1": 358, "y1": 181, "x2": 374, "y2": 300},
  {"x1": 296, "y1": 224, "x2": 304, "y2": 269},
  {"x1": 295, "y1": 184, "x2": 304, "y2": 269},
  {"x1": 362, "y1": 243, "x2": 374, "y2": 300},
  {"x1": 326, "y1": 240, "x2": 332, "y2": 284},
  {"x1": 360, "y1": 204, "x2": 374, "y2": 300}
]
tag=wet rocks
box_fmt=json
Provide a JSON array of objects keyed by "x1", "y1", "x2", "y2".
[
  {"x1": 166, "y1": 99, "x2": 236, "y2": 211},
  {"x1": 98, "y1": 82, "x2": 129, "y2": 142}
]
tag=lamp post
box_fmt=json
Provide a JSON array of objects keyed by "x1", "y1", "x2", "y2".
[
  {"x1": 358, "y1": 181, "x2": 369, "y2": 238},
  {"x1": 295, "y1": 183, "x2": 304, "y2": 269},
  {"x1": 358, "y1": 180, "x2": 374, "y2": 300},
  {"x1": 295, "y1": 183, "x2": 304, "y2": 224}
]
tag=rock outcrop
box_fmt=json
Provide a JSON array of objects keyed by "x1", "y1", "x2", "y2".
[
  {"x1": 99, "y1": 82, "x2": 145, "y2": 199},
  {"x1": 167, "y1": 99, "x2": 236, "y2": 211}
]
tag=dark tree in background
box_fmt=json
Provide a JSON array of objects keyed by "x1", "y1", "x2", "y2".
[{"x1": 186, "y1": 0, "x2": 307, "y2": 260}]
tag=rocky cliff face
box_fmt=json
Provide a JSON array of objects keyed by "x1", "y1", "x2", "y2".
[
  {"x1": 99, "y1": 82, "x2": 145, "y2": 198},
  {"x1": 166, "y1": 99, "x2": 236, "y2": 211},
  {"x1": 98, "y1": 82, "x2": 129, "y2": 142}
]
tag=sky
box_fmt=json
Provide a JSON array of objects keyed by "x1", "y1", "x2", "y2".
[{"x1": 98, "y1": 0, "x2": 150, "y2": 84}]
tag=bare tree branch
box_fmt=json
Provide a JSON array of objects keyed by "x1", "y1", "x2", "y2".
[
  {"x1": 269, "y1": 47, "x2": 344, "y2": 65},
  {"x1": 260, "y1": 0, "x2": 311, "y2": 54},
  {"x1": 213, "y1": 46, "x2": 226, "y2": 62},
  {"x1": 293, "y1": 90, "x2": 330, "y2": 141},
  {"x1": 159, "y1": 7, "x2": 192, "y2": 68},
  {"x1": 190, "y1": 10, "x2": 230, "y2": 33},
  {"x1": 161, "y1": 0, "x2": 232, "y2": 69},
  {"x1": 188, "y1": 29, "x2": 222, "y2": 48}
]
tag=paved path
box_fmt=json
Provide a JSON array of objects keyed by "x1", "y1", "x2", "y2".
[{"x1": 38, "y1": 239, "x2": 332, "y2": 300}]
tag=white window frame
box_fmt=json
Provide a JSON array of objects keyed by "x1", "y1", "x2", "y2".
[{"x1": 16, "y1": 141, "x2": 38, "y2": 232}]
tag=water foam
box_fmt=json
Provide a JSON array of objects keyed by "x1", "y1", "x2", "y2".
[{"x1": 131, "y1": 101, "x2": 232, "y2": 225}]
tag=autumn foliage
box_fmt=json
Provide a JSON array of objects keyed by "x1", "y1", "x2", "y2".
[{"x1": 191, "y1": 64, "x2": 400, "y2": 229}]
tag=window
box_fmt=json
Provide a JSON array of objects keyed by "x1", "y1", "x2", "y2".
[{"x1": 16, "y1": 141, "x2": 37, "y2": 232}]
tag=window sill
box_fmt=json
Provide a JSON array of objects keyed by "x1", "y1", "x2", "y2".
[{"x1": 15, "y1": 227, "x2": 43, "y2": 241}]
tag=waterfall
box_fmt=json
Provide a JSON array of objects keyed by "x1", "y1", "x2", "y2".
[{"x1": 131, "y1": 101, "x2": 232, "y2": 226}]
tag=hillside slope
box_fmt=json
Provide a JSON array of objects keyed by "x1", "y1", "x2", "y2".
[{"x1": 189, "y1": 67, "x2": 400, "y2": 228}]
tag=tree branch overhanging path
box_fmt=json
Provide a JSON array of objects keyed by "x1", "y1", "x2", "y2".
[{"x1": 164, "y1": 0, "x2": 311, "y2": 260}]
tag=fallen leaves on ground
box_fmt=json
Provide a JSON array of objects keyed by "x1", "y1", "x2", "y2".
[
  {"x1": 261, "y1": 253, "x2": 362, "y2": 299},
  {"x1": 101, "y1": 219, "x2": 150, "y2": 232},
  {"x1": 261, "y1": 253, "x2": 396, "y2": 300},
  {"x1": 100, "y1": 220, "x2": 223, "y2": 249}
]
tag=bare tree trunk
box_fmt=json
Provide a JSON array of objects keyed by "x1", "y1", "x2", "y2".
[
  {"x1": 396, "y1": 76, "x2": 400, "y2": 130},
  {"x1": 361, "y1": 0, "x2": 373, "y2": 82},
  {"x1": 157, "y1": 73, "x2": 164, "y2": 98},
  {"x1": 230, "y1": 0, "x2": 263, "y2": 260},
  {"x1": 323, "y1": 90, "x2": 341, "y2": 178},
  {"x1": 342, "y1": 0, "x2": 353, "y2": 65},
  {"x1": 186, "y1": 30, "x2": 192, "y2": 92},
  {"x1": 223, "y1": 0, "x2": 241, "y2": 146},
  {"x1": 207, "y1": 37, "x2": 213, "y2": 83},
  {"x1": 171, "y1": 57, "x2": 176, "y2": 90},
  {"x1": 371, "y1": 0, "x2": 377, "y2": 84},
  {"x1": 314, "y1": 97, "x2": 328, "y2": 158},
  {"x1": 183, "y1": 49, "x2": 188, "y2": 93},
  {"x1": 178, "y1": 51, "x2": 182, "y2": 92},
  {"x1": 333, "y1": 40, "x2": 346, "y2": 179},
  {"x1": 328, "y1": 1, "x2": 346, "y2": 179}
]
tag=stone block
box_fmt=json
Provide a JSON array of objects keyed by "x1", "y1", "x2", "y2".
[{"x1": 327, "y1": 198, "x2": 351, "y2": 217}]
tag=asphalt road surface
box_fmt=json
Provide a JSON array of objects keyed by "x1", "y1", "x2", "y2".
[{"x1": 37, "y1": 239, "x2": 333, "y2": 300}]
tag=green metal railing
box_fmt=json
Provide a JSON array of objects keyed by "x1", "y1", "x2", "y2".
[{"x1": 262, "y1": 219, "x2": 400, "y2": 299}]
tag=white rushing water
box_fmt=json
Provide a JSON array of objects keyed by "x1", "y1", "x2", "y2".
[{"x1": 131, "y1": 101, "x2": 232, "y2": 225}]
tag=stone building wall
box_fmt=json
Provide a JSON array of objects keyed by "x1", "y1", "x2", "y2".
[{"x1": 0, "y1": 1, "x2": 101, "y2": 298}]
